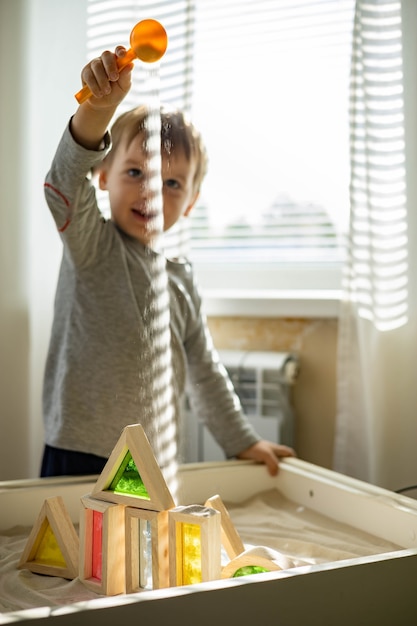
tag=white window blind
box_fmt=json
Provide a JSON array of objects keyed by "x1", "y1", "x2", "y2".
[
  {"x1": 190, "y1": 1, "x2": 354, "y2": 267},
  {"x1": 86, "y1": 0, "x2": 355, "y2": 298},
  {"x1": 86, "y1": 0, "x2": 194, "y2": 112},
  {"x1": 346, "y1": 0, "x2": 407, "y2": 331}
]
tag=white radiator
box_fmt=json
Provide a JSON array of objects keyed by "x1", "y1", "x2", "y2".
[{"x1": 181, "y1": 350, "x2": 299, "y2": 463}]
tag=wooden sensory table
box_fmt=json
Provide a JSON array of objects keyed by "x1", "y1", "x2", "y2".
[{"x1": 1, "y1": 457, "x2": 417, "y2": 625}]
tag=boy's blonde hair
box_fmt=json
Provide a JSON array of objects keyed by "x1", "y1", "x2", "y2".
[{"x1": 105, "y1": 105, "x2": 208, "y2": 193}]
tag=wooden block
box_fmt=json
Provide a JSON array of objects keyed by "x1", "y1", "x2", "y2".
[
  {"x1": 92, "y1": 424, "x2": 175, "y2": 511},
  {"x1": 204, "y1": 494, "x2": 245, "y2": 559},
  {"x1": 17, "y1": 496, "x2": 79, "y2": 579},
  {"x1": 125, "y1": 507, "x2": 169, "y2": 592},
  {"x1": 168, "y1": 505, "x2": 221, "y2": 587},
  {"x1": 79, "y1": 495, "x2": 126, "y2": 595},
  {"x1": 221, "y1": 546, "x2": 283, "y2": 579}
]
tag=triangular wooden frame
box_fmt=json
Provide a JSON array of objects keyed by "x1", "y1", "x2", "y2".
[
  {"x1": 17, "y1": 496, "x2": 79, "y2": 579},
  {"x1": 92, "y1": 424, "x2": 175, "y2": 511},
  {"x1": 204, "y1": 494, "x2": 245, "y2": 559}
]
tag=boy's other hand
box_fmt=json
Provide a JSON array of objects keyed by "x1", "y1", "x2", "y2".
[{"x1": 236, "y1": 440, "x2": 296, "y2": 476}]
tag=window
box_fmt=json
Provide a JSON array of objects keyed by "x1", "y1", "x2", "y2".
[{"x1": 86, "y1": 0, "x2": 355, "y2": 314}]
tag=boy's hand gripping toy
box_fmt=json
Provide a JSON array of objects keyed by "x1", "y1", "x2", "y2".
[{"x1": 75, "y1": 19, "x2": 168, "y2": 104}]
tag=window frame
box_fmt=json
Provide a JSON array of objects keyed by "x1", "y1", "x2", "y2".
[
  {"x1": 185, "y1": 0, "x2": 354, "y2": 318},
  {"x1": 193, "y1": 259, "x2": 342, "y2": 317},
  {"x1": 85, "y1": 0, "x2": 352, "y2": 319}
]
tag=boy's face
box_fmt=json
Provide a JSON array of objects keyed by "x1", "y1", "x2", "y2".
[{"x1": 98, "y1": 132, "x2": 199, "y2": 246}]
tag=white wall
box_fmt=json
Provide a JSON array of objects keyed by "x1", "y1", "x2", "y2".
[
  {"x1": 0, "y1": 0, "x2": 87, "y2": 479},
  {"x1": 0, "y1": 0, "x2": 29, "y2": 479}
]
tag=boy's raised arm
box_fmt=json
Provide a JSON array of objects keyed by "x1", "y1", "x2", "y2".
[{"x1": 70, "y1": 47, "x2": 134, "y2": 150}]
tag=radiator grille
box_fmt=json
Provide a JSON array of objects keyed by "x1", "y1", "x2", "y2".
[{"x1": 182, "y1": 350, "x2": 299, "y2": 463}]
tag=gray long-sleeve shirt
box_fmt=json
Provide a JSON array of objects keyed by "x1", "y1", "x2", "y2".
[{"x1": 42, "y1": 122, "x2": 260, "y2": 465}]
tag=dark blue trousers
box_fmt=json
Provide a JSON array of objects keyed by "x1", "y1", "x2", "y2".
[{"x1": 40, "y1": 444, "x2": 107, "y2": 477}]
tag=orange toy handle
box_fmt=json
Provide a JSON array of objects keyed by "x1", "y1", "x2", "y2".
[
  {"x1": 74, "y1": 19, "x2": 168, "y2": 104},
  {"x1": 74, "y1": 49, "x2": 136, "y2": 104}
]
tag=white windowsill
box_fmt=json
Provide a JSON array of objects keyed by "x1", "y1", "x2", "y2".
[
  {"x1": 192, "y1": 260, "x2": 343, "y2": 318},
  {"x1": 202, "y1": 289, "x2": 341, "y2": 318}
]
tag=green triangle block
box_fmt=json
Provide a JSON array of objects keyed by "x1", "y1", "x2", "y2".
[{"x1": 108, "y1": 451, "x2": 150, "y2": 499}]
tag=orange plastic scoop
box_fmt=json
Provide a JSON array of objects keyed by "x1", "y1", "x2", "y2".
[{"x1": 75, "y1": 19, "x2": 168, "y2": 104}]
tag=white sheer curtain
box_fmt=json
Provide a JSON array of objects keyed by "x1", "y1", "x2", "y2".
[{"x1": 334, "y1": 0, "x2": 417, "y2": 491}]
